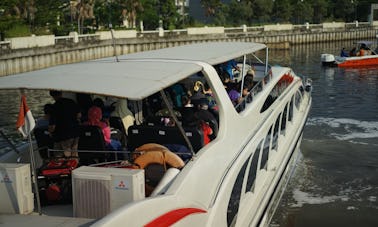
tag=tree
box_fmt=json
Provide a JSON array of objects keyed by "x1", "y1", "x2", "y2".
[
  {"x1": 33, "y1": 0, "x2": 67, "y2": 34},
  {"x1": 250, "y1": 0, "x2": 273, "y2": 23},
  {"x1": 291, "y1": 0, "x2": 313, "y2": 24},
  {"x1": 312, "y1": 0, "x2": 328, "y2": 23},
  {"x1": 200, "y1": 0, "x2": 222, "y2": 17},
  {"x1": 138, "y1": 0, "x2": 159, "y2": 30},
  {"x1": 272, "y1": 0, "x2": 293, "y2": 23},
  {"x1": 159, "y1": 0, "x2": 179, "y2": 29},
  {"x1": 226, "y1": 0, "x2": 253, "y2": 26}
]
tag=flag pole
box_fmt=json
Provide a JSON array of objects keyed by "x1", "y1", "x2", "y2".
[
  {"x1": 18, "y1": 90, "x2": 42, "y2": 215},
  {"x1": 28, "y1": 132, "x2": 42, "y2": 215}
]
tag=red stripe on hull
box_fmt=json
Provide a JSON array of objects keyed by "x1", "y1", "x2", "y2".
[
  {"x1": 338, "y1": 57, "x2": 378, "y2": 67},
  {"x1": 144, "y1": 208, "x2": 207, "y2": 227}
]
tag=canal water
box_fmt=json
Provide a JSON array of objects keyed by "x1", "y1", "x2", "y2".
[
  {"x1": 270, "y1": 41, "x2": 378, "y2": 227},
  {"x1": 0, "y1": 41, "x2": 378, "y2": 226}
]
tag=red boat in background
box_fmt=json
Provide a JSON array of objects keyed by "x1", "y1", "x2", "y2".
[{"x1": 321, "y1": 41, "x2": 378, "y2": 67}]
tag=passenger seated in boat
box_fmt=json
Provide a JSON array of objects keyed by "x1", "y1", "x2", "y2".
[
  {"x1": 169, "y1": 83, "x2": 187, "y2": 108},
  {"x1": 349, "y1": 47, "x2": 357, "y2": 56},
  {"x1": 357, "y1": 44, "x2": 370, "y2": 56},
  {"x1": 36, "y1": 103, "x2": 54, "y2": 128},
  {"x1": 160, "y1": 116, "x2": 176, "y2": 127},
  {"x1": 182, "y1": 110, "x2": 213, "y2": 145},
  {"x1": 244, "y1": 69, "x2": 255, "y2": 88},
  {"x1": 110, "y1": 99, "x2": 135, "y2": 135},
  {"x1": 227, "y1": 82, "x2": 242, "y2": 106},
  {"x1": 340, "y1": 48, "x2": 349, "y2": 57},
  {"x1": 203, "y1": 82, "x2": 218, "y2": 120},
  {"x1": 83, "y1": 106, "x2": 122, "y2": 151},
  {"x1": 93, "y1": 97, "x2": 107, "y2": 120},
  {"x1": 221, "y1": 59, "x2": 240, "y2": 81},
  {"x1": 190, "y1": 81, "x2": 207, "y2": 106},
  {"x1": 194, "y1": 98, "x2": 218, "y2": 139},
  {"x1": 220, "y1": 70, "x2": 230, "y2": 83},
  {"x1": 180, "y1": 95, "x2": 196, "y2": 122},
  {"x1": 155, "y1": 103, "x2": 182, "y2": 121}
]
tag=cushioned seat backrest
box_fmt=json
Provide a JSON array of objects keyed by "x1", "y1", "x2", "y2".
[
  {"x1": 109, "y1": 116, "x2": 126, "y2": 136},
  {"x1": 78, "y1": 125, "x2": 107, "y2": 164},
  {"x1": 128, "y1": 125, "x2": 204, "y2": 153}
]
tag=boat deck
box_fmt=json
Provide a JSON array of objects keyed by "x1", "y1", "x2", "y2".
[{"x1": 0, "y1": 205, "x2": 95, "y2": 227}]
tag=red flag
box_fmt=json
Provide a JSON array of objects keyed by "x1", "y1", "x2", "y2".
[{"x1": 16, "y1": 95, "x2": 35, "y2": 138}]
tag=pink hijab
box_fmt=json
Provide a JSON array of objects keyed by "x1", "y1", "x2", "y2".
[
  {"x1": 86, "y1": 106, "x2": 107, "y2": 129},
  {"x1": 85, "y1": 106, "x2": 111, "y2": 144}
]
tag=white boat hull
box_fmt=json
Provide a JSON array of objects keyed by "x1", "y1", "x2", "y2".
[{"x1": 0, "y1": 42, "x2": 312, "y2": 227}]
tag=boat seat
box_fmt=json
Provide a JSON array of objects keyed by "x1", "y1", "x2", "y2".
[
  {"x1": 33, "y1": 127, "x2": 54, "y2": 160},
  {"x1": 127, "y1": 125, "x2": 204, "y2": 153},
  {"x1": 77, "y1": 125, "x2": 107, "y2": 165}
]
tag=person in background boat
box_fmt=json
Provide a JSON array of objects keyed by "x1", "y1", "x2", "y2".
[
  {"x1": 83, "y1": 106, "x2": 122, "y2": 151},
  {"x1": 36, "y1": 103, "x2": 54, "y2": 128},
  {"x1": 340, "y1": 48, "x2": 349, "y2": 57},
  {"x1": 110, "y1": 99, "x2": 135, "y2": 135},
  {"x1": 357, "y1": 44, "x2": 370, "y2": 56},
  {"x1": 349, "y1": 47, "x2": 357, "y2": 56},
  {"x1": 48, "y1": 90, "x2": 81, "y2": 158},
  {"x1": 222, "y1": 59, "x2": 240, "y2": 81}
]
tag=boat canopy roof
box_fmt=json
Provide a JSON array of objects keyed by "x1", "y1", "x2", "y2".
[
  {"x1": 356, "y1": 41, "x2": 374, "y2": 46},
  {"x1": 118, "y1": 42, "x2": 267, "y2": 65},
  {"x1": 0, "y1": 42, "x2": 266, "y2": 99}
]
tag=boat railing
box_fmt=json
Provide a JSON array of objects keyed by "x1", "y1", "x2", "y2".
[
  {"x1": 40, "y1": 148, "x2": 190, "y2": 167},
  {"x1": 235, "y1": 71, "x2": 272, "y2": 112}
]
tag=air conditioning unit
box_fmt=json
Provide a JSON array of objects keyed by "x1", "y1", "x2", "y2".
[
  {"x1": 72, "y1": 166, "x2": 145, "y2": 219},
  {"x1": 0, "y1": 163, "x2": 34, "y2": 214}
]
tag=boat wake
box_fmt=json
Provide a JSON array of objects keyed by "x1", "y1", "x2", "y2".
[
  {"x1": 271, "y1": 116, "x2": 378, "y2": 224},
  {"x1": 305, "y1": 117, "x2": 378, "y2": 146}
]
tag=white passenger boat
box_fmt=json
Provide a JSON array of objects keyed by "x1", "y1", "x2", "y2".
[{"x1": 0, "y1": 42, "x2": 312, "y2": 227}]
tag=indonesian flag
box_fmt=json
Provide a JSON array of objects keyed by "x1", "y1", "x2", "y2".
[{"x1": 16, "y1": 95, "x2": 35, "y2": 138}]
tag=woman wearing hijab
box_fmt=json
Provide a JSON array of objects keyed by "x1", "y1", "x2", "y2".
[{"x1": 84, "y1": 106, "x2": 122, "y2": 151}]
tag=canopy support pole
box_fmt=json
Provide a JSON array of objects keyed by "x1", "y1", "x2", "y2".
[{"x1": 160, "y1": 90, "x2": 195, "y2": 157}]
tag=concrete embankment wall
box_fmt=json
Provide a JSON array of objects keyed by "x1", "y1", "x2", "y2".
[{"x1": 0, "y1": 26, "x2": 377, "y2": 77}]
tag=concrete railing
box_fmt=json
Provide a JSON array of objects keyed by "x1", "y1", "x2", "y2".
[
  {"x1": 2, "y1": 21, "x2": 377, "y2": 50},
  {"x1": 1, "y1": 21, "x2": 377, "y2": 77}
]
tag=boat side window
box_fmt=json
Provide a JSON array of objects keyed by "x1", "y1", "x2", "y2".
[
  {"x1": 260, "y1": 73, "x2": 293, "y2": 113},
  {"x1": 272, "y1": 113, "x2": 281, "y2": 151},
  {"x1": 245, "y1": 140, "x2": 263, "y2": 193},
  {"x1": 295, "y1": 89, "x2": 303, "y2": 109},
  {"x1": 299, "y1": 85, "x2": 304, "y2": 96},
  {"x1": 126, "y1": 72, "x2": 220, "y2": 156},
  {"x1": 260, "y1": 127, "x2": 272, "y2": 170},
  {"x1": 288, "y1": 97, "x2": 294, "y2": 122},
  {"x1": 227, "y1": 158, "x2": 249, "y2": 227},
  {"x1": 280, "y1": 104, "x2": 288, "y2": 135}
]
